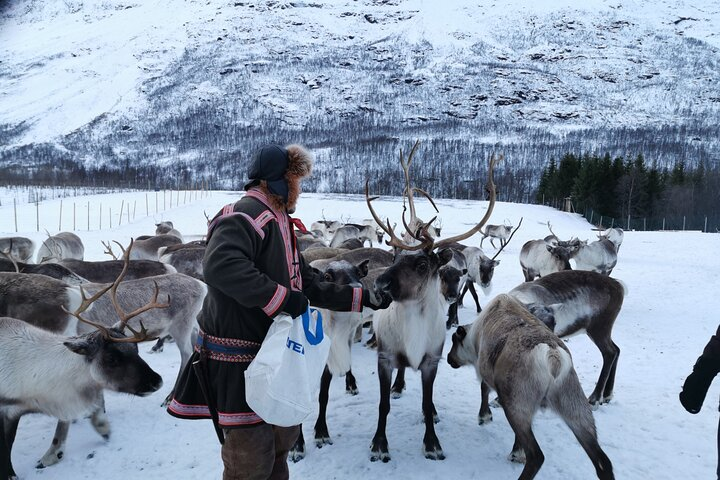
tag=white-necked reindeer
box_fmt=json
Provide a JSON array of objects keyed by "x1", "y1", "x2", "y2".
[
  {"x1": 572, "y1": 238, "x2": 618, "y2": 275},
  {"x1": 363, "y1": 149, "x2": 499, "y2": 462},
  {"x1": 0, "y1": 246, "x2": 165, "y2": 479},
  {"x1": 447, "y1": 294, "x2": 614, "y2": 480},
  {"x1": 155, "y1": 221, "x2": 184, "y2": 241}
]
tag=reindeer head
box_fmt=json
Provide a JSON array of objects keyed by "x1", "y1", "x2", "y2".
[
  {"x1": 366, "y1": 144, "x2": 499, "y2": 304},
  {"x1": 321, "y1": 259, "x2": 369, "y2": 288},
  {"x1": 447, "y1": 325, "x2": 474, "y2": 369}
]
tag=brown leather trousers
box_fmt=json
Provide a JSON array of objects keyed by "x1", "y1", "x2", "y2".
[{"x1": 221, "y1": 424, "x2": 300, "y2": 480}]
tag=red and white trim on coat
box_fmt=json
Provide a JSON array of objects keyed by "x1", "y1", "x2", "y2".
[
  {"x1": 167, "y1": 400, "x2": 263, "y2": 426},
  {"x1": 351, "y1": 287, "x2": 363, "y2": 312},
  {"x1": 262, "y1": 284, "x2": 288, "y2": 317},
  {"x1": 245, "y1": 188, "x2": 303, "y2": 292}
]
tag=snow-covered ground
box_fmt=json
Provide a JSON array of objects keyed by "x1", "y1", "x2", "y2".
[{"x1": 2, "y1": 190, "x2": 719, "y2": 479}]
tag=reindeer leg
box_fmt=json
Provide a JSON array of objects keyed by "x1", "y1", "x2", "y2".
[
  {"x1": 458, "y1": 281, "x2": 469, "y2": 308},
  {"x1": 314, "y1": 367, "x2": 334, "y2": 447},
  {"x1": 90, "y1": 394, "x2": 110, "y2": 440},
  {"x1": 548, "y1": 377, "x2": 614, "y2": 480},
  {"x1": 503, "y1": 402, "x2": 543, "y2": 479},
  {"x1": 391, "y1": 366, "x2": 406, "y2": 398},
  {"x1": 420, "y1": 355, "x2": 444, "y2": 460},
  {"x1": 345, "y1": 368, "x2": 358, "y2": 395},
  {"x1": 601, "y1": 341, "x2": 620, "y2": 404},
  {"x1": 446, "y1": 302, "x2": 459, "y2": 330},
  {"x1": 37, "y1": 420, "x2": 70, "y2": 468},
  {"x1": 467, "y1": 282, "x2": 482, "y2": 313},
  {"x1": 1, "y1": 415, "x2": 19, "y2": 480},
  {"x1": 478, "y1": 381, "x2": 493, "y2": 425},
  {"x1": 370, "y1": 354, "x2": 393, "y2": 462},
  {"x1": 586, "y1": 332, "x2": 620, "y2": 407},
  {"x1": 289, "y1": 428, "x2": 306, "y2": 462}
]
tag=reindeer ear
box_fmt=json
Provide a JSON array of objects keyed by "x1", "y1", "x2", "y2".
[
  {"x1": 456, "y1": 325, "x2": 467, "y2": 340},
  {"x1": 437, "y1": 248, "x2": 453, "y2": 266},
  {"x1": 546, "y1": 245, "x2": 554, "y2": 253},
  {"x1": 357, "y1": 259, "x2": 370, "y2": 278},
  {"x1": 64, "y1": 337, "x2": 98, "y2": 356},
  {"x1": 493, "y1": 260, "x2": 500, "y2": 267}
]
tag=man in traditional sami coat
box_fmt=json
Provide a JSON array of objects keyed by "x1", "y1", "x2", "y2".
[{"x1": 168, "y1": 144, "x2": 390, "y2": 479}]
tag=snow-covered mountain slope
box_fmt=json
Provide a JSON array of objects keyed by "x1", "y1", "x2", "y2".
[{"x1": 1, "y1": 0, "x2": 719, "y2": 180}]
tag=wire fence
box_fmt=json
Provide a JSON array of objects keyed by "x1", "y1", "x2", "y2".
[{"x1": 540, "y1": 197, "x2": 719, "y2": 233}]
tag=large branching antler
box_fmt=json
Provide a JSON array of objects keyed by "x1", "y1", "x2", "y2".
[
  {"x1": 365, "y1": 181, "x2": 432, "y2": 251},
  {"x1": 63, "y1": 239, "x2": 169, "y2": 343},
  {"x1": 433, "y1": 153, "x2": 500, "y2": 250},
  {"x1": 490, "y1": 217, "x2": 523, "y2": 261}
]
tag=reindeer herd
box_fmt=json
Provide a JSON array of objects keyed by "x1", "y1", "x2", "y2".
[{"x1": 1, "y1": 148, "x2": 627, "y2": 479}]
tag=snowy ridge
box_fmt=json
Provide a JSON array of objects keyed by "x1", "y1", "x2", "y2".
[{"x1": 1, "y1": 0, "x2": 719, "y2": 173}]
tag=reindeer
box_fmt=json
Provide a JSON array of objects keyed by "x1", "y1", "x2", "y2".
[
  {"x1": 158, "y1": 242, "x2": 206, "y2": 281},
  {"x1": 310, "y1": 218, "x2": 343, "y2": 241},
  {"x1": 0, "y1": 258, "x2": 87, "y2": 286},
  {"x1": 59, "y1": 258, "x2": 176, "y2": 283},
  {"x1": 36, "y1": 232, "x2": 84, "y2": 263},
  {"x1": 480, "y1": 224, "x2": 513, "y2": 249},
  {"x1": 454, "y1": 218, "x2": 523, "y2": 315},
  {"x1": 128, "y1": 234, "x2": 183, "y2": 260},
  {"x1": 0, "y1": 241, "x2": 166, "y2": 478},
  {"x1": 440, "y1": 249, "x2": 468, "y2": 329},
  {"x1": 597, "y1": 227, "x2": 623, "y2": 253},
  {"x1": 155, "y1": 221, "x2": 184, "y2": 241},
  {"x1": 510, "y1": 270, "x2": 625, "y2": 407},
  {"x1": 364, "y1": 148, "x2": 498, "y2": 461},
  {"x1": 519, "y1": 224, "x2": 582, "y2": 281},
  {"x1": 572, "y1": 238, "x2": 617, "y2": 275},
  {"x1": 0, "y1": 237, "x2": 34, "y2": 263},
  {"x1": 290, "y1": 259, "x2": 370, "y2": 462},
  {"x1": 302, "y1": 247, "x2": 349, "y2": 264},
  {"x1": 447, "y1": 294, "x2": 614, "y2": 480},
  {"x1": 329, "y1": 224, "x2": 377, "y2": 248}
]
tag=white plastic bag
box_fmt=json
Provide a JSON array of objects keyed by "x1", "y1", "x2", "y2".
[{"x1": 245, "y1": 307, "x2": 331, "y2": 427}]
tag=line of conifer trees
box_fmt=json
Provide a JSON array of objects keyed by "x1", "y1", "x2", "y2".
[{"x1": 535, "y1": 152, "x2": 719, "y2": 231}]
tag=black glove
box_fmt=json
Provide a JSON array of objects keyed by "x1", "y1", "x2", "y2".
[
  {"x1": 679, "y1": 357, "x2": 717, "y2": 414},
  {"x1": 362, "y1": 288, "x2": 392, "y2": 310},
  {"x1": 283, "y1": 290, "x2": 309, "y2": 318}
]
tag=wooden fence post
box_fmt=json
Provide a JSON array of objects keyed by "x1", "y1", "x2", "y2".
[
  {"x1": 100, "y1": 202, "x2": 103, "y2": 230},
  {"x1": 118, "y1": 200, "x2": 124, "y2": 227},
  {"x1": 13, "y1": 198, "x2": 17, "y2": 233},
  {"x1": 146, "y1": 193, "x2": 149, "y2": 216},
  {"x1": 683, "y1": 216, "x2": 686, "y2": 231},
  {"x1": 87, "y1": 201, "x2": 90, "y2": 231},
  {"x1": 59, "y1": 200, "x2": 63, "y2": 231},
  {"x1": 704, "y1": 216, "x2": 708, "y2": 233},
  {"x1": 36, "y1": 196, "x2": 39, "y2": 232},
  {"x1": 73, "y1": 202, "x2": 76, "y2": 231}
]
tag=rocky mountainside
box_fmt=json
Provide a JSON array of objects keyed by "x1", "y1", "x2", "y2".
[{"x1": 1, "y1": 0, "x2": 719, "y2": 195}]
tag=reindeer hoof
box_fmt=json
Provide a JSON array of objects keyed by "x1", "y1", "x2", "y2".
[
  {"x1": 314, "y1": 436, "x2": 333, "y2": 448},
  {"x1": 478, "y1": 412, "x2": 493, "y2": 425},
  {"x1": 289, "y1": 447, "x2": 305, "y2": 463},
  {"x1": 601, "y1": 393, "x2": 614, "y2": 404},
  {"x1": 346, "y1": 386, "x2": 358, "y2": 396},
  {"x1": 37, "y1": 450, "x2": 63, "y2": 469},
  {"x1": 370, "y1": 438, "x2": 390, "y2": 462},
  {"x1": 508, "y1": 449, "x2": 526, "y2": 464},
  {"x1": 423, "y1": 438, "x2": 445, "y2": 460}
]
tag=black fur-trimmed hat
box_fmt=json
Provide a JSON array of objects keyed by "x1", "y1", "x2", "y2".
[{"x1": 244, "y1": 144, "x2": 313, "y2": 204}]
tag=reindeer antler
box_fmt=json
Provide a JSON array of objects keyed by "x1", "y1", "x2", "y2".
[
  {"x1": 63, "y1": 239, "x2": 169, "y2": 343},
  {"x1": 101, "y1": 240, "x2": 118, "y2": 260},
  {"x1": 365, "y1": 181, "x2": 431, "y2": 252},
  {"x1": 547, "y1": 221, "x2": 558, "y2": 239},
  {"x1": 490, "y1": 217, "x2": 523, "y2": 261}
]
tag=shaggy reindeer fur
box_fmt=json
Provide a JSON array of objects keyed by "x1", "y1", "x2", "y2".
[{"x1": 447, "y1": 294, "x2": 614, "y2": 480}]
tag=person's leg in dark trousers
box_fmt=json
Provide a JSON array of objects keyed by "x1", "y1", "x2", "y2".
[
  {"x1": 269, "y1": 425, "x2": 301, "y2": 480},
  {"x1": 222, "y1": 425, "x2": 275, "y2": 480}
]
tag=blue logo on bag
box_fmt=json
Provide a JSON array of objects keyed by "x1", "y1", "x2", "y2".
[{"x1": 286, "y1": 338, "x2": 305, "y2": 354}]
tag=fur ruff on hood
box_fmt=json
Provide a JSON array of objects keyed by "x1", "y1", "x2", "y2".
[{"x1": 258, "y1": 144, "x2": 313, "y2": 212}]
